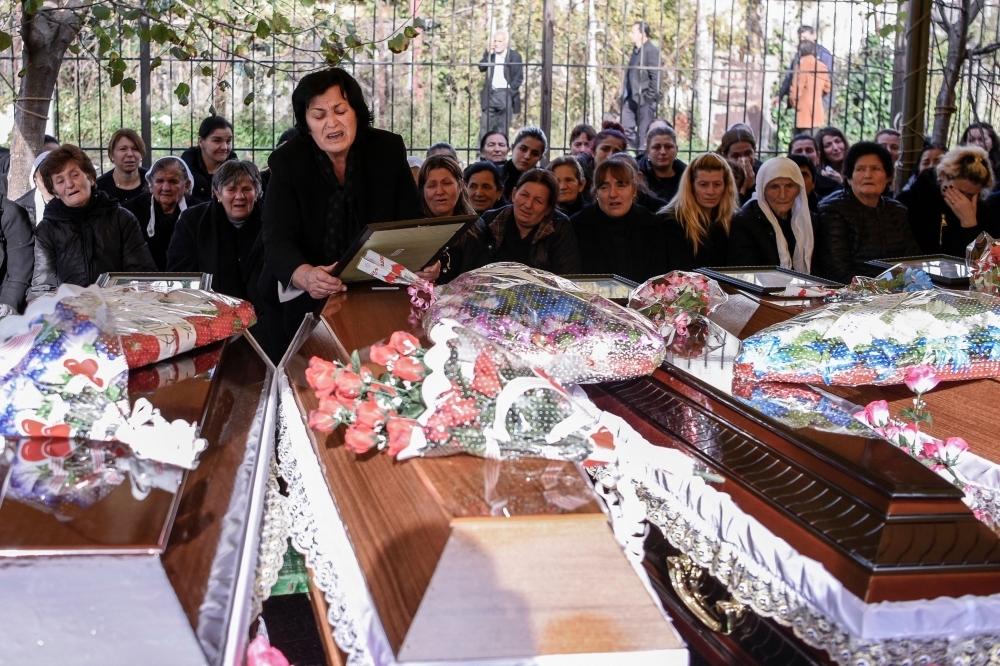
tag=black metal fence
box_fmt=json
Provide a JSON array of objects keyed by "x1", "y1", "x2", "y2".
[{"x1": 1, "y1": 0, "x2": 999, "y2": 172}]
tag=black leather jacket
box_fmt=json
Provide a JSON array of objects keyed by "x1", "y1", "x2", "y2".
[
  {"x1": 0, "y1": 197, "x2": 33, "y2": 312},
  {"x1": 458, "y1": 205, "x2": 581, "y2": 275},
  {"x1": 814, "y1": 188, "x2": 920, "y2": 284},
  {"x1": 28, "y1": 190, "x2": 155, "y2": 299}
]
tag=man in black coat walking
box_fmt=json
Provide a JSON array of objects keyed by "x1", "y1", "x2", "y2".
[
  {"x1": 621, "y1": 22, "x2": 662, "y2": 152},
  {"x1": 478, "y1": 30, "x2": 524, "y2": 141}
]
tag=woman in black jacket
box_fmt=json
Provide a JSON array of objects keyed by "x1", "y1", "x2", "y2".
[
  {"x1": 459, "y1": 169, "x2": 581, "y2": 275},
  {"x1": 123, "y1": 156, "x2": 198, "y2": 270},
  {"x1": 898, "y1": 146, "x2": 997, "y2": 256},
  {"x1": 572, "y1": 159, "x2": 669, "y2": 283},
  {"x1": 180, "y1": 116, "x2": 237, "y2": 203},
  {"x1": 501, "y1": 126, "x2": 547, "y2": 199},
  {"x1": 657, "y1": 153, "x2": 738, "y2": 270},
  {"x1": 814, "y1": 142, "x2": 920, "y2": 284},
  {"x1": 728, "y1": 157, "x2": 815, "y2": 272},
  {"x1": 547, "y1": 155, "x2": 588, "y2": 217},
  {"x1": 0, "y1": 197, "x2": 33, "y2": 316},
  {"x1": 94, "y1": 129, "x2": 148, "y2": 204},
  {"x1": 260, "y1": 68, "x2": 424, "y2": 345},
  {"x1": 28, "y1": 145, "x2": 155, "y2": 299}
]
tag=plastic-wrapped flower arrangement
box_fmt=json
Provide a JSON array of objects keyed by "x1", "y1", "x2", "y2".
[
  {"x1": 627, "y1": 271, "x2": 728, "y2": 354},
  {"x1": 303, "y1": 323, "x2": 616, "y2": 465},
  {"x1": 967, "y1": 231, "x2": 1000, "y2": 295},
  {"x1": 838, "y1": 264, "x2": 935, "y2": 298},
  {"x1": 424, "y1": 263, "x2": 665, "y2": 384},
  {"x1": 735, "y1": 289, "x2": 1000, "y2": 386}
]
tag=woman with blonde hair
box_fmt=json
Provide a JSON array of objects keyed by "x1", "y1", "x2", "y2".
[
  {"x1": 899, "y1": 145, "x2": 997, "y2": 256},
  {"x1": 658, "y1": 153, "x2": 738, "y2": 269}
]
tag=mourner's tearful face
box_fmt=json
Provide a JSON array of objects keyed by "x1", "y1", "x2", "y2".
[
  {"x1": 482, "y1": 134, "x2": 509, "y2": 164},
  {"x1": 552, "y1": 165, "x2": 586, "y2": 204},
  {"x1": 593, "y1": 137, "x2": 627, "y2": 168},
  {"x1": 646, "y1": 134, "x2": 678, "y2": 171},
  {"x1": 112, "y1": 136, "x2": 142, "y2": 175},
  {"x1": 511, "y1": 182, "x2": 552, "y2": 234},
  {"x1": 423, "y1": 167, "x2": 461, "y2": 217},
  {"x1": 151, "y1": 165, "x2": 189, "y2": 213},
  {"x1": 764, "y1": 177, "x2": 800, "y2": 217},
  {"x1": 822, "y1": 134, "x2": 847, "y2": 165},
  {"x1": 51, "y1": 162, "x2": 94, "y2": 208},
  {"x1": 596, "y1": 175, "x2": 635, "y2": 218},
  {"x1": 218, "y1": 176, "x2": 258, "y2": 221},
  {"x1": 512, "y1": 137, "x2": 544, "y2": 172},
  {"x1": 790, "y1": 138, "x2": 820, "y2": 167},
  {"x1": 570, "y1": 134, "x2": 592, "y2": 156},
  {"x1": 306, "y1": 85, "x2": 359, "y2": 158},
  {"x1": 692, "y1": 168, "x2": 726, "y2": 211}
]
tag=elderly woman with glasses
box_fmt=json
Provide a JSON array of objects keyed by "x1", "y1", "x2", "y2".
[{"x1": 898, "y1": 146, "x2": 998, "y2": 256}]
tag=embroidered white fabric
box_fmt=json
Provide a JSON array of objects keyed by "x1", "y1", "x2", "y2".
[{"x1": 250, "y1": 458, "x2": 292, "y2": 621}]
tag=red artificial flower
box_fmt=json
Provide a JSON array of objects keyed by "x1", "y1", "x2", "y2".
[
  {"x1": 308, "y1": 408, "x2": 342, "y2": 432},
  {"x1": 388, "y1": 331, "x2": 421, "y2": 356},
  {"x1": 392, "y1": 355, "x2": 427, "y2": 382},
  {"x1": 355, "y1": 395, "x2": 390, "y2": 429},
  {"x1": 318, "y1": 395, "x2": 353, "y2": 419},
  {"x1": 386, "y1": 417, "x2": 418, "y2": 457},
  {"x1": 343, "y1": 424, "x2": 378, "y2": 454},
  {"x1": 369, "y1": 343, "x2": 399, "y2": 366},
  {"x1": 359, "y1": 366, "x2": 374, "y2": 382},
  {"x1": 305, "y1": 357, "x2": 340, "y2": 396},
  {"x1": 470, "y1": 352, "x2": 502, "y2": 397},
  {"x1": 335, "y1": 370, "x2": 364, "y2": 401},
  {"x1": 440, "y1": 396, "x2": 480, "y2": 427}
]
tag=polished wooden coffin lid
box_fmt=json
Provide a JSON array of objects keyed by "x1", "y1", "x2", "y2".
[
  {"x1": 588, "y1": 288, "x2": 1000, "y2": 603},
  {"x1": 285, "y1": 287, "x2": 683, "y2": 659}
]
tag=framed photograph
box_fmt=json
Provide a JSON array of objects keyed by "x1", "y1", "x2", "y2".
[
  {"x1": 332, "y1": 215, "x2": 479, "y2": 283},
  {"x1": 696, "y1": 266, "x2": 843, "y2": 295},
  {"x1": 97, "y1": 272, "x2": 212, "y2": 291},
  {"x1": 563, "y1": 274, "x2": 638, "y2": 304},
  {"x1": 866, "y1": 254, "x2": 969, "y2": 286}
]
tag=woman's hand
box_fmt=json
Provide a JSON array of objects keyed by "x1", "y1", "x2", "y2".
[
  {"x1": 823, "y1": 166, "x2": 844, "y2": 185},
  {"x1": 942, "y1": 184, "x2": 979, "y2": 228},
  {"x1": 415, "y1": 261, "x2": 441, "y2": 282},
  {"x1": 739, "y1": 156, "x2": 756, "y2": 194},
  {"x1": 291, "y1": 263, "x2": 347, "y2": 300}
]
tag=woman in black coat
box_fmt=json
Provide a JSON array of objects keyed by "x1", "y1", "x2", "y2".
[
  {"x1": 728, "y1": 157, "x2": 816, "y2": 272},
  {"x1": 0, "y1": 197, "x2": 33, "y2": 316},
  {"x1": 180, "y1": 116, "x2": 238, "y2": 203},
  {"x1": 260, "y1": 68, "x2": 423, "y2": 346},
  {"x1": 814, "y1": 142, "x2": 920, "y2": 284},
  {"x1": 898, "y1": 146, "x2": 997, "y2": 257},
  {"x1": 572, "y1": 160, "x2": 669, "y2": 283},
  {"x1": 459, "y1": 169, "x2": 580, "y2": 275},
  {"x1": 123, "y1": 156, "x2": 199, "y2": 270},
  {"x1": 29, "y1": 145, "x2": 155, "y2": 299}
]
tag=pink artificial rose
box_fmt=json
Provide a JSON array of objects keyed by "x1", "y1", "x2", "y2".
[
  {"x1": 369, "y1": 343, "x2": 399, "y2": 366},
  {"x1": 392, "y1": 355, "x2": 427, "y2": 382},
  {"x1": 343, "y1": 424, "x2": 378, "y2": 454},
  {"x1": 335, "y1": 370, "x2": 364, "y2": 401},
  {"x1": 386, "y1": 417, "x2": 418, "y2": 457},
  {"x1": 904, "y1": 365, "x2": 940, "y2": 395},
  {"x1": 355, "y1": 396, "x2": 390, "y2": 430},
  {"x1": 673, "y1": 311, "x2": 692, "y2": 337},
  {"x1": 923, "y1": 436, "x2": 969, "y2": 462},
  {"x1": 318, "y1": 395, "x2": 353, "y2": 418},
  {"x1": 247, "y1": 635, "x2": 290, "y2": 666},
  {"x1": 308, "y1": 400, "x2": 349, "y2": 432},
  {"x1": 855, "y1": 400, "x2": 890, "y2": 428},
  {"x1": 305, "y1": 357, "x2": 340, "y2": 396},
  {"x1": 388, "y1": 331, "x2": 421, "y2": 356}
]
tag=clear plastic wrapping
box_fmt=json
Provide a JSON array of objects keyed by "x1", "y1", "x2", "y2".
[
  {"x1": 735, "y1": 289, "x2": 1000, "y2": 386},
  {"x1": 968, "y1": 231, "x2": 1000, "y2": 294},
  {"x1": 424, "y1": 263, "x2": 665, "y2": 384}
]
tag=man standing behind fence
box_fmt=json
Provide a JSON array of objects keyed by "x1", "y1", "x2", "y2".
[
  {"x1": 773, "y1": 25, "x2": 834, "y2": 111},
  {"x1": 621, "y1": 22, "x2": 662, "y2": 153},
  {"x1": 479, "y1": 30, "x2": 524, "y2": 141}
]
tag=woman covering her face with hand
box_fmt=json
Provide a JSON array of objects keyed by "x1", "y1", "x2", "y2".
[
  {"x1": 898, "y1": 146, "x2": 997, "y2": 257},
  {"x1": 727, "y1": 157, "x2": 815, "y2": 272},
  {"x1": 260, "y1": 68, "x2": 423, "y2": 354}
]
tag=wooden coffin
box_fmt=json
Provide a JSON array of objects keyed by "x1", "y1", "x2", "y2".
[
  {"x1": 282, "y1": 287, "x2": 686, "y2": 664},
  {"x1": 587, "y1": 287, "x2": 1000, "y2": 665},
  {"x1": 0, "y1": 333, "x2": 275, "y2": 666}
]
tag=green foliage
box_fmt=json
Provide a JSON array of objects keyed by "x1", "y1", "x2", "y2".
[{"x1": 833, "y1": 34, "x2": 894, "y2": 141}]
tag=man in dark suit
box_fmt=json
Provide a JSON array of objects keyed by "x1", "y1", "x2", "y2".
[
  {"x1": 621, "y1": 22, "x2": 662, "y2": 153},
  {"x1": 478, "y1": 30, "x2": 524, "y2": 141}
]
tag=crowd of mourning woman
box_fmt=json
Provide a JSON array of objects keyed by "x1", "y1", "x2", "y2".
[{"x1": 2, "y1": 67, "x2": 1000, "y2": 361}]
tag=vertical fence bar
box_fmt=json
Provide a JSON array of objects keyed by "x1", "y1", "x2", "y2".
[
  {"x1": 540, "y1": 0, "x2": 554, "y2": 161},
  {"x1": 139, "y1": 17, "x2": 152, "y2": 169}
]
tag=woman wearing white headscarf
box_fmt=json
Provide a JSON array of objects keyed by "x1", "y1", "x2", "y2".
[
  {"x1": 122, "y1": 156, "x2": 197, "y2": 270},
  {"x1": 727, "y1": 156, "x2": 815, "y2": 273},
  {"x1": 13, "y1": 151, "x2": 55, "y2": 226}
]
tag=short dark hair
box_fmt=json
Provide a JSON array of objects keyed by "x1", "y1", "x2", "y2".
[
  {"x1": 844, "y1": 141, "x2": 894, "y2": 181},
  {"x1": 108, "y1": 128, "x2": 146, "y2": 157},
  {"x1": 512, "y1": 168, "x2": 559, "y2": 208},
  {"x1": 277, "y1": 127, "x2": 299, "y2": 146},
  {"x1": 463, "y1": 161, "x2": 504, "y2": 190},
  {"x1": 633, "y1": 21, "x2": 651, "y2": 37},
  {"x1": 798, "y1": 40, "x2": 817, "y2": 57},
  {"x1": 43, "y1": 134, "x2": 59, "y2": 146},
  {"x1": 787, "y1": 153, "x2": 817, "y2": 182},
  {"x1": 513, "y1": 126, "x2": 548, "y2": 153},
  {"x1": 39, "y1": 144, "x2": 98, "y2": 194},
  {"x1": 874, "y1": 128, "x2": 900, "y2": 141},
  {"x1": 198, "y1": 115, "x2": 234, "y2": 140},
  {"x1": 718, "y1": 127, "x2": 757, "y2": 157},
  {"x1": 788, "y1": 134, "x2": 818, "y2": 155},
  {"x1": 591, "y1": 122, "x2": 627, "y2": 153},
  {"x1": 479, "y1": 131, "x2": 508, "y2": 153},
  {"x1": 427, "y1": 141, "x2": 458, "y2": 159},
  {"x1": 569, "y1": 123, "x2": 596, "y2": 144},
  {"x1": 798, "y1": 25, "x2": 815, "y2": 35},
  {"x1": 292, "y1": 68, "x2": 373, "y2": 137},
  {"x1": 212, "y1": 159, "x2": 263, "y2": 199}
]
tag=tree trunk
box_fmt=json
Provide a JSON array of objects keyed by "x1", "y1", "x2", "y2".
[
  {"x1": 8, "y1": 6, "x2": 82, "y2": 199},
  {"x1": 931, "y1": 0, "x2": 980, "y2": 145}
]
